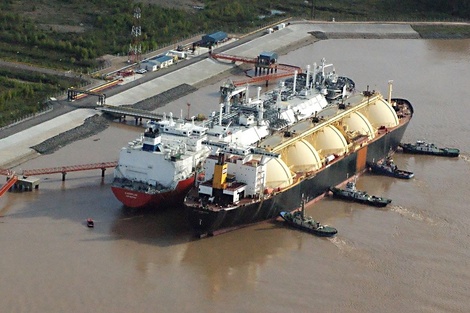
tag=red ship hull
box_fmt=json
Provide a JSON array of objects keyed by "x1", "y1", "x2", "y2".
[{"x1": 111, "y1": 175, "x2": 195, "y2": 209}]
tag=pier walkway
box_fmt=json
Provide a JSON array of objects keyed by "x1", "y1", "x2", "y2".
[
  {"x1": 0, "y1": 175, "x2": 18, "y2": 197},
  {"x1": 97, "y1": 105, "x2": 165, "y2": 122},
  {"x1": 0, "y1": 162, "x2": 117, "y2": 196},
  {"x1": 1, "y1": 161, "x2": 117, "y2": 182},
  {"x1": 21, "y1": 161, "x2": 118, "y2": 179}
]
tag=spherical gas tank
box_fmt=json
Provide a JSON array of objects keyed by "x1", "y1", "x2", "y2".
[
  {"x1": 309, "y1": 125, "x2": 348, "y2": 156},
  {"x1": 284, "y1": 139, "x2": 321, "y2": 172},
  {"x1": 363, "y1": 98, "x2": 399, "y2": 128},
  {"x1": 265, "y1": 158, "x2": 293, "y2": 189},
  {"x1": 342, "y1": 111, "x2": 374, "y2": 139}
]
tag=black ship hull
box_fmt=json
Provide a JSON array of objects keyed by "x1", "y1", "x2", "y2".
[
  {"x1": 368, "y1": 163, "x2": 414, "y2": 179},
  {"x1": 283, "y1": 223, "x2": 338, "y2": 237},
  {"x1": 187, "y1": 101, "x2": 412, "y2": 236},
  {"x1": 279, "y1": 212, "x2": 338, "y2": 237},
  {"x1": 329, "y1": 188, "x2": 391, "y2": 207},
  {"x1": 400, "y1": 145, "x2": 459, "y2": 157}
]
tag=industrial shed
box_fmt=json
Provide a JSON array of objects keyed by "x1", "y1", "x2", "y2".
[
  {"x1": 258, "y1": 51, "x2": 278, "y2": 66},
  {"x1": 202, "y1": 31, "x2": 228, "y2": 45},
  {"x1": 141, "y1": 60, "x2": 159, "y2": 72},
  {"x1": 153, "y1": 55, "x2": 174, "y2": 69}
]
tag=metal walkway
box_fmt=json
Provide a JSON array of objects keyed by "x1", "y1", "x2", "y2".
[
  {"x1": 232, "y1": 68, "x2": 302, "y2": 86},
  {"x1": 0, "y1": 161, "x2": 118, "y2": 183},
  {"x1": 97, "y1": 105, "x2": 165, "y2": 121},
  {"x1": 21, "y1": 162, "x2": 118, "y2": 176},
  {"x1": 0, "y1": 162, "x2": 118, "y2": 196},
  {"x1": 211, "y1": 53, "x2": 302, "y2": 86},
  {"x1": 0, "y1": 175, "x2": 17, "y2": 197}
]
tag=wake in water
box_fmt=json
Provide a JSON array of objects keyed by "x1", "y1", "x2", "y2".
[
  {"x1": 389, "y1": 204, "x2": 444, "y2": 226},
  {"x1": 328, "y1": 236, "x2": 379, "y2": 269},
  {"x1": 459, "y1": 153, "x2": 470, "y2": 164},
  {"x1": 328, "y1": 236, "x2": 355, "y2": 253}
]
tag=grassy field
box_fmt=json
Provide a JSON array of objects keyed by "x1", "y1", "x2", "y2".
[{"x1": 0, "y1": 68, "x2": 82, "y2": 128}]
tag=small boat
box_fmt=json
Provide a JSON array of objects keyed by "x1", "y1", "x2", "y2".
[
  {"x1": 86, "y1": 218, "x2": 94, "y2": 228},
  {"x1": 399, "y1": 140, "x2": 459, "y2": 157},
  {"x1": 279, "y1": 199, "x2": 337, "y2": 237},
  {"x1": 329, "y1": 180, "x2": 392, "y2": 207},
  {"x1": 368, "y1": 156, "x2": 414, "y2": 179}
]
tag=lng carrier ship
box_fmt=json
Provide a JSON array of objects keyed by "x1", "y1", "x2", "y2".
[
  {"x1": 111, "y1": 114, "x2": 210, "y2": 208},
  {"x1": 184, "y1": 81, "x2": 413, "y2": 236},
  {"x1": 111, "y1": 58, "x2": 354, "y2": 209}
]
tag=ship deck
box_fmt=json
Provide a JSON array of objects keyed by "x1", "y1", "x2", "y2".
[{"x1": 260, "y1": 93, "x2": 412, "y2": 154}]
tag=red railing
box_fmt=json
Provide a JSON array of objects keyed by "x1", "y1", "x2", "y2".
[
  {"x1": 0, "y1": 175, "x2": 17, "y2": 197},
  {"x1": 21, "y1": 162, "x2": 118, "y2": 176}
]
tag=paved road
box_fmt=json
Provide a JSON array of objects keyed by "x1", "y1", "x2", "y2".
[
  {"x1": 0, "y1": 102, "x2": 76, "y2": 140},
  {"x1": 0, "y1": 26, "x2": 271, "y2": 141}
]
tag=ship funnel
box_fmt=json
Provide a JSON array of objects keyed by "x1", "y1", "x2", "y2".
[
  {"x1": 257, "y1": 87, "x2": 262, "y2": 100},
  {"x1": 292, "y1": 70, "x2": 298, "y2": 95},
  {"x1": 388, "y1": 80, "x2": 393, "y2": 104},
  {"x1": 213, "y1": 153, "x2": 227, "y2": 190},
  {"x1": 217, "y1": 152, "x2": 225, "y2": 165},
  {"x1": 169, "y1": 112, "x2": 174, "y2": 125}
]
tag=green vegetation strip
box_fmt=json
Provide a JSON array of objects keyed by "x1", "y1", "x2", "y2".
[{"x1": 0, "y1": 68, "x2": 81, "y2": 127}]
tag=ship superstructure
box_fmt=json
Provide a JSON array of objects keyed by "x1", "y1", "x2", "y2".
[
  {"x1": 204, "y1": 58, "x2": 355, "y2": 146},
  {"x1": 111, "y1": 114, "x2": 210, "y2": 208}
]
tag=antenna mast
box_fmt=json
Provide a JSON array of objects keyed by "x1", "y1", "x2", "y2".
[{"x1": 128, "y1": 7, "x2": 142, "y2": 64}]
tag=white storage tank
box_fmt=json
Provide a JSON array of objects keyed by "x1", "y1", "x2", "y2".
[
  {"x1": 265, "y1": 158, "x2": 293, "y2": 189},
  {"x1": 284, "y1": 139, "x2": 322, "y2": 172}
]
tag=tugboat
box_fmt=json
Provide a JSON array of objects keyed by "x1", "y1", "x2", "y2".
[
  {"x1": 368, "y1": 156, "x2": 414, "y2": 179},
  {"x1": 279, "y1": 198, "x2": 337, "y2": 237},
  {"x1": 86, "y1": 218, "x2": 94, "y2": 228},
  {"x1": 329, "y1": 180, "x2": 392, "y2": 207},
  {"x1": 400, "y1": 140, "x2": 459, "y2": 157}
]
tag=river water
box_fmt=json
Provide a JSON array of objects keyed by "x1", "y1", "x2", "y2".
[{"x1": 1, "y1": 39, "x2": 469, "y2": 313}]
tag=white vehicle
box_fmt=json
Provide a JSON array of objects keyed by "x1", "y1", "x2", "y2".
[{"x1": 135, "y1": 68, "x2": 147, "y2": 74}]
